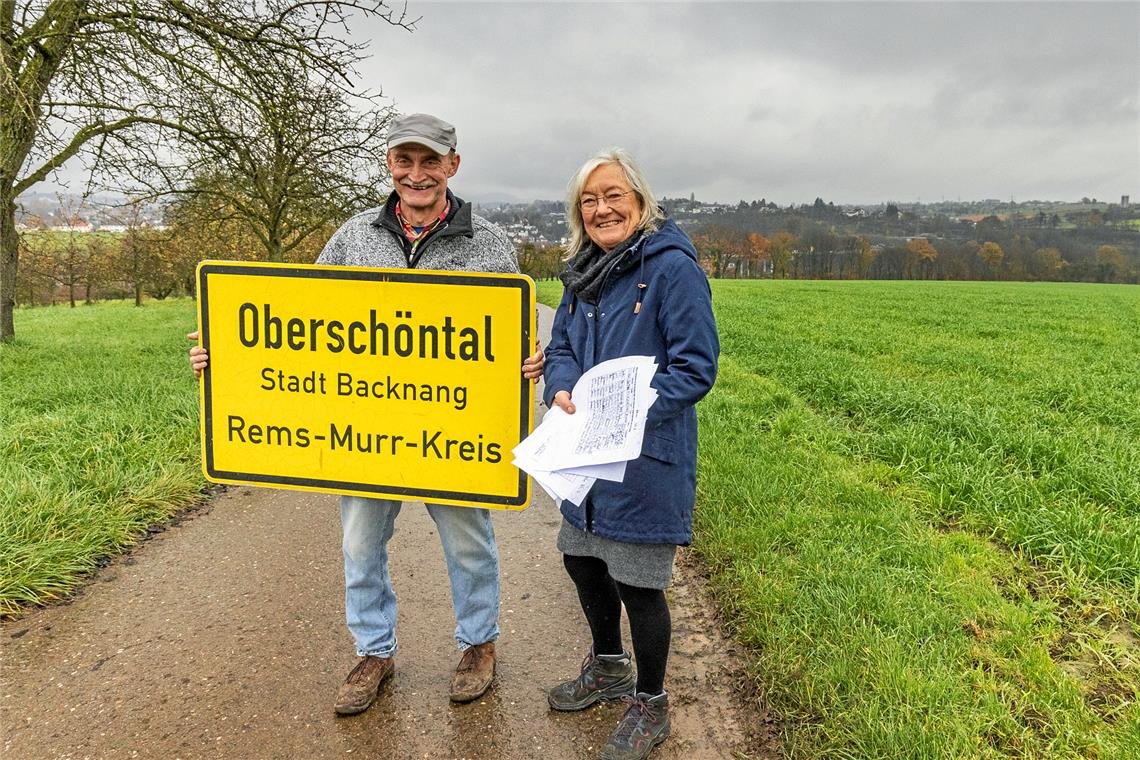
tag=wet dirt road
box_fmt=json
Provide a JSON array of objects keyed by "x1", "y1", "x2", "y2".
[{"x1": 2, "y1": 306, "x2": 778, "y2": 760}]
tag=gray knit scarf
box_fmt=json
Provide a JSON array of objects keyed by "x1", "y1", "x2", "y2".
[{"x1": 559, "y1": 233, "x2": 642, "y2": 306}]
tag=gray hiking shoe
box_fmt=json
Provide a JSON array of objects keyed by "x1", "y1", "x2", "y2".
[
  {"x1": 599, "y1": 692, "x2": 671, "y2": 760},
  {"x1": 548, "y1": 650, "x2": 635, "y2": 711}
]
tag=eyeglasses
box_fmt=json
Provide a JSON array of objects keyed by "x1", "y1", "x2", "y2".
[{"x1": 579, "y1": 190, "x2": 634, "y2": 212}]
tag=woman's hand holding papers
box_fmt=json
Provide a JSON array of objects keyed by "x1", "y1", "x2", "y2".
[{"x1": 552, "y1": 390, "x2": 576, "y2": 414}]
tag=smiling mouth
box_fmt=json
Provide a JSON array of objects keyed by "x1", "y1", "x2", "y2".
[
  {"x1": 402, "y1": 181, "x2": 436, "y2": 191},
  {"x1": 595, "y1": 220, "x2": 622, "y2": 228}
]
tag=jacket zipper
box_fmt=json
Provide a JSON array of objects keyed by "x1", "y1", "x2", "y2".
[
  {"x1": 583, "y1": 263, "x2": 617, "y2": 534},
  {"x1": 406, "y1": 221, "x2": 451, "y2": 268}
]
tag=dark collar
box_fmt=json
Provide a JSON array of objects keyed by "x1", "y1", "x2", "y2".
[{"x1": 373, "y1": 189, "x2": 474, "y2": 238}]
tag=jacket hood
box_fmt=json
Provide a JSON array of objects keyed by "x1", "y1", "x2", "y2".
[
  {"x1": 610, "y1": 218, "x2": 697, "y2": 279},
  {"x1": 642, "y1": 219, "x2": 698, "y2": 261}
]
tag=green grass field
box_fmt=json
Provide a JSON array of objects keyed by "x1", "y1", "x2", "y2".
[
  {"x1": 5, "y1": 281, "x2": 1138, "y2": 758},
  {"x1": 698, "y1": 281, "x2": 1139, "y2": 757}
]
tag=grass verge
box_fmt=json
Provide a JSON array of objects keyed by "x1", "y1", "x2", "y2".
[
  {"x1": 536, "y1": 278, "x2": 563, "y2": 309},
  {"x1": 0, "y1": 299, "x2": 204, "y2": 616}
]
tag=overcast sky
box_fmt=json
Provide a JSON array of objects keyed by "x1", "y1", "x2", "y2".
[{"x1": 352, "y1": 1, "x2": 1139, "y2": 205}]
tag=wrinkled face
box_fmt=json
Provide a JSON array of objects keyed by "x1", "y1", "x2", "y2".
[
  {"x1": 580, "y1": 163, "x2": 642, "y2": 252},
  {"x1": 387, "y1": 143, "x2": 460, "y2": 215}
]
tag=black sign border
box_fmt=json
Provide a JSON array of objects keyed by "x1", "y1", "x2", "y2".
[{"x1": 198, "y1": 262, "x2": 532, "y2": 507}]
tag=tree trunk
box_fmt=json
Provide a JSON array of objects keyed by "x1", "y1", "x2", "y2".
[
  {"x1": 269, "y1": 231, "x2": 283, "y2": 263},
  {"x1": 0, "y1": 189, "x2": 17, "y2": 341}
]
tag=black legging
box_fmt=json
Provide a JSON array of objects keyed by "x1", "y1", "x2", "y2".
[{"x1": 562, "y1": 553, "x2": 671, "y2": 695}]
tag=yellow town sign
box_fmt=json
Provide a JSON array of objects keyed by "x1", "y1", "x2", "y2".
[{"x1": 196, "y1": 261, "x2": 534, "y2": 509}]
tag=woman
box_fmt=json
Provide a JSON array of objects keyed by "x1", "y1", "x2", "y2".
[{"x1": 543, "y1": 148, "x2": 719, "y2": 760}]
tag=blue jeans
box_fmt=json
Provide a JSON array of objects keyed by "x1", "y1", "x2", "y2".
[{"x1": 340, "y1": 496, "x2": 500, "y2": 658}]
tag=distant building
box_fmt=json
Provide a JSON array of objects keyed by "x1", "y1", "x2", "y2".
[
  {"x1": 49, "y1": 219, "x2": 91, "y2": 232},
  {"x1": 1122, "y1": 195, "x2": 1130, "y2": 208}
]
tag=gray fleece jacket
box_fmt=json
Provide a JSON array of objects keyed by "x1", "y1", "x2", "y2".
[{"x1": 317, "y1": 189, "x2": 518, "y2": 275}]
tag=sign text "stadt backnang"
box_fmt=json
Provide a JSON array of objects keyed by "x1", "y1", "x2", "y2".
[{"x1": 237, "y1": 303, "x2": 496, "y2": 362}]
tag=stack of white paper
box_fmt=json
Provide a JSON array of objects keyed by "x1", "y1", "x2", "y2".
[{"x1": 513, "y1": 355, "x2": 658, "y2": 506}]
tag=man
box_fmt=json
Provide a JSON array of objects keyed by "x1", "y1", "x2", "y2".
[{"x1": 189, "y1": 113, "x2": 543, "y2": 715}]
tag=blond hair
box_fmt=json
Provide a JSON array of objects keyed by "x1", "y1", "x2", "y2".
[{"x1": 564, "y1": 147, "x2": 665, "y2": 256}]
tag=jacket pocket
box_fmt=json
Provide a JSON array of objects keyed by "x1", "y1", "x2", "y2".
[{"x1": 640, "y1": 430, "x2": 680, "y2": 464}]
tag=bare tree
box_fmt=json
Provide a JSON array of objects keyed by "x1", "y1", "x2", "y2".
[
  {"x1": 693, "y1": 225, "x2": 747, "y2": 279},
  {"x1": 48, "y1": 193, "x2": 91, "y2": 306},
  {"x1": 154, "y1": 71, "x2": 394, "y2": 262},
  {"x1": 117, "y1": 203, "x2": 155, "y2": 306},
  {"x1": 16, "y1": 228, "x2": 57, "y2": 304},
  {"x1": 1, "y1": 0, "x2": 412, "y2": 341}
]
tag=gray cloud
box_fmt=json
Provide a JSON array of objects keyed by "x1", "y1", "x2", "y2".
[{"x1": 354, "y1": 1, "x2": 1137, "y2": 204}]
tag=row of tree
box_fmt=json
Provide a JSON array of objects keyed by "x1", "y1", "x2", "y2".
[
  {"x1": 516, "y1": 227, "x2": 1136, "y2": 284},
  {"x1": 493, "y1": 199, "x2": 1139, "y2": 284},
  {"x1": 15, "y1": 215, "x2": 1135, "y2": 310},
  {"x1": 687, "y1": 225, "x2": 1138, "y2": 283},
  {"x1": 16, "y1": 196, "x2": 333, "y2": 308}
]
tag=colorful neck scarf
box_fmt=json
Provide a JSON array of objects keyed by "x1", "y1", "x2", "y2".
[{"x1": 395, "y1": 200, "x2": 450, "y2": 252}]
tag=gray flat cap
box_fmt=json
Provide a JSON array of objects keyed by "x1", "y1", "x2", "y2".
[{"x1": 387, "y1": 113, "x2": 457, "y2": 155}]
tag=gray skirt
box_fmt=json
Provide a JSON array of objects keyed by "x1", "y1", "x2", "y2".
[{"x1": 557, "y1": 518, "x2": 678, "y2": 590}]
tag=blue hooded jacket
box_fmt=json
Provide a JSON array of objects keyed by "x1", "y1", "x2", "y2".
[{"x1": 543, "y1": 219, "x2": 719, "y2": 545}]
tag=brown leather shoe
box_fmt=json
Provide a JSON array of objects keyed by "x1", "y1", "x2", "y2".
[
  {"x1": 449, "y1": 642, "x2": 495, "y2": 703},
  {"x1": 334, "y1": 655, "x2": 394, "y2": 715}
]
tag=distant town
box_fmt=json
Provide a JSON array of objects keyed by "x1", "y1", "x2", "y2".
[
  {"x1": 475, "y1": 194, "x2": 1136, "y2": 250},
  {"x1": 15, "y1": 190, "x2": 1134, "y2": 245},
  {"x1": 15, "y1": 192, "x2": 167, "y2": 233}
]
